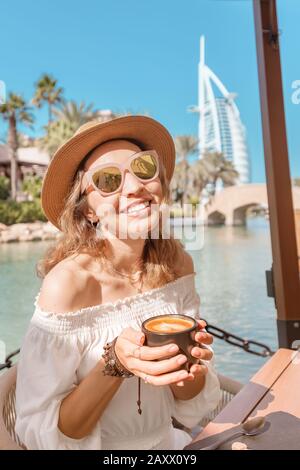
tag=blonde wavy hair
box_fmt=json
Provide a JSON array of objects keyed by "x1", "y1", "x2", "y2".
[{"x1": 37, "y1": 148, "x2": 186, "y2": 288}]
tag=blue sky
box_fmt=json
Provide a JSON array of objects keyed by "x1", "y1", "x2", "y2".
[{"x1": 0, "y1": 0, "x2": 299, "y2": 182}]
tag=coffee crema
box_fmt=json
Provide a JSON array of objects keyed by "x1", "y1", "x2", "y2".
[{"x1": 145, "y1": 316, "x2": 194, "y2": 334}]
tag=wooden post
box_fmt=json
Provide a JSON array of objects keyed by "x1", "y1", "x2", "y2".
[{"x1": 253, "y1": 0, "x2": 300, "y2": 348}]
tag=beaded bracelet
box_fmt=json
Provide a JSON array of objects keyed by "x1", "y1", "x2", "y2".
[
  {"x1": 102, "y1": 337, "x2": 143, "y2": 414},
  {"x1": 102, "y1": 337, "x2": 134, "y2": 378}
]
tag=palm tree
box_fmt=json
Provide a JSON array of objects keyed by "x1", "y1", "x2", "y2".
[
  {"x1": 53, "y1": 100, "x2": 99, "y2": 129},
  {"x1": 40, "y1": 100, "x2": 99, "y2": 156},
  {"x1": 173, "y1": 135, "x2": 198, "y2": 205},
  {"x1": 32, "y1": 74, "x2": 64, "y2": 130},
  {"x1": 188, "y1": 152, "x2": 239, "y2": 201},
  {"x1": 174, "y1": 135, "x2": 198, "y2": 162},
  {"x1": 170, "y1": 159, "x2": 190, "y2": 206},
  {"x1": 189, "y1": 158, "x2": 211, "y2": 200},
  {"x1": 0, "y1": 93, "x2": 34, "y2": 200},
  {"x1": 39, "y1": 119, "x2": 77, "y2": 156},
  {"x1": 201, "y1": 152, "x2": 239, "y2": 196}
]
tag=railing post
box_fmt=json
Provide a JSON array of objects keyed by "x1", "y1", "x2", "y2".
[{"x1": 253, "y1": 0, "x2": 300, "y2": 348}]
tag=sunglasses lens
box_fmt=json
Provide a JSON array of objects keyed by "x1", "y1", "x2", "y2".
[
  {"x1": 92, "y1": 167, "x2": 122, "y2": 193},
  {"x1": 131, "y1": 154, "x2": 158, "y2": 180}
]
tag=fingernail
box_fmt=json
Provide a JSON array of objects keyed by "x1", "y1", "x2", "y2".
[
  {"x1": 168, "y1": 345, "x2": 179, "y2": 353},
  {"x1": 177, "y1": 356, "x2": 187, "y2": 365},
  {"x1": 138, "y1": 334, "x2": 145, "y2": 345}
]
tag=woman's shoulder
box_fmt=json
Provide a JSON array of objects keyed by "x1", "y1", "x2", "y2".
[
  {"x1": 37, "y1": 254, "x2": 100, "y2": 314},
  {"x1": 174, "y1": 250, "x2": 195, "y2": 279}
]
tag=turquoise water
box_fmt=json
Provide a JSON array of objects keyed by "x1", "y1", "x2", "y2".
[{"x1": 0, "y1": 218, "x2": 277, "y2": 383}]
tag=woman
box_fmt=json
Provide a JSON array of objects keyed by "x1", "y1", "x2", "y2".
[{"x1": 15, "y1": 116, "x2": 220, "y2": 450}]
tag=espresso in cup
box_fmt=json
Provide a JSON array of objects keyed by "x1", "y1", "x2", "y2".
[
  {"x1": 142, "y1": 314, "x2": 200, "y2": 371},
  {"x1": 145, "y1": 316, "x2": 195, "y2": 334}
]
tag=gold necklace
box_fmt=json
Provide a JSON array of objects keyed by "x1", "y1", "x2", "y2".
[
  {"x1": 104, "y1": 259, "x2": 144, "y2": 293},
  {"x1": 109, "y1": 265, "x2": 143, "y2": 279}
]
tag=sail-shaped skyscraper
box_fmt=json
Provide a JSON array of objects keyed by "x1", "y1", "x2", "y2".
[{"x1": 192, "y1": 36, "x2": 250, "y2": 184}]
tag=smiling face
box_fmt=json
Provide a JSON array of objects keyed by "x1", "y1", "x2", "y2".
[{"x1": 81, "y1": 139, "x2": 164, "y2": 240}]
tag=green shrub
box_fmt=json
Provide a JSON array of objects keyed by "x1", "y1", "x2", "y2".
[
  {"x1": 0, "y1": 175, "x2": 10, "y2": 200},
  {"x1": 188, "y1": 195, "x2": 200, "y2": 207},
  {"x1": 188, "y1": 195, "x2": 200, "y2": 216},
  {"x1": 0, "y1": 199, "x2": 46, "y2": 225},
  {"x1": 170, "y1": 207, "x2": 184, "y2": 218},
  {"x1": 0, "y1": 200, "x2": 19, "y2": 225},
  {"x1": 21, "y1": 175, "x2": 43, "y2": 199},
  {"x1": 18, "y1": 199, "x2": 47, "y2": 223}
]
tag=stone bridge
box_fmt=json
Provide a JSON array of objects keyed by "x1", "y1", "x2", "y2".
[{"x1": 204, "y1": 184, "x2": 300, "y2": 225}]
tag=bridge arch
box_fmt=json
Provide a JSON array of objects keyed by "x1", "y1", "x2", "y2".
[
  {"x1": 204, "y1": 184, "x2": 300, "y2": 225},
  {"x1": 232, "y1": 203, "x2": 263, "y2": 225},
  {"x1": 207, "y1": 210, "x2": 226, "y2": 225}
]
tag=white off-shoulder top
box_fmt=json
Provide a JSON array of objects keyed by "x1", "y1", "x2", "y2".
[{"x1": 15, "y1": 273, "x2": 220, "y2": 450}]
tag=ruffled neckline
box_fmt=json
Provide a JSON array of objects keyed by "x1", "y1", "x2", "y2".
[{"x1": 34, "y1": 272, "x2": 196, "y2": 317}]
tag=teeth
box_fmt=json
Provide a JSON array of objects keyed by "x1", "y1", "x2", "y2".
[{"x1": 127, "y1": 201, "x2": 150, "y2": 214}]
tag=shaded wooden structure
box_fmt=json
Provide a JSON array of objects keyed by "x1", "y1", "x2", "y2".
[
  {"x1": 253, "y1": 0, "x2": 300, "y2": 348},
  {"x1": 0, "y1": 145, "x2": 49, "y2": 179}
]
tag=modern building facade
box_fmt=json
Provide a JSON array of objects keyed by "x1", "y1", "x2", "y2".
[{"x1": 193, "y1": 36, "x2": 250, "y2": 184}]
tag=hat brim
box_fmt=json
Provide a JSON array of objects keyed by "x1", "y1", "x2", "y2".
[{"x1": 41, "y1": 115, "x2": 175, "y2": 229}]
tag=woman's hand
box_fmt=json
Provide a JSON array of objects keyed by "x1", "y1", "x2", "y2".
[
  {"x1": 176, "y1": 320, "x2": 214, "y2": 386},
  {"x1": 114, "y1": 327, "x2": 191, "y2": 386}
]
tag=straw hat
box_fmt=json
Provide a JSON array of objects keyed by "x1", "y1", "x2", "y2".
[{"x1": 41, "y1": 115, "x2": 175, "y2": 229}]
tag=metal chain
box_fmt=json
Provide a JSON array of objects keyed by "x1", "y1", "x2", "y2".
[
  {"x1": 0, "y1": 348, "x2": 20, "y2": 371},
  {"x1": 0, "y1": 321, "x2": 275, "y2": 371},
  {"x1": 203, "y1": 320, "x2": 275, "y2": 358}
]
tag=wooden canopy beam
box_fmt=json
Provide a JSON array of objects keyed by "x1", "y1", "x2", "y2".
[{"x1": 253, "y1": 0, "x2": 300, "y2": 347}]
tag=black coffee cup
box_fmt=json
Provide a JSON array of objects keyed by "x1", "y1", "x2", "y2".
[{"x1": 141, "y1": 314, "x2": 200, "y2": 371}]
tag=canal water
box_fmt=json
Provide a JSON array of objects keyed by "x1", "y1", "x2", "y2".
[{"x1": 0, "y1": 218, "x2": 276, "y2": 383}]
